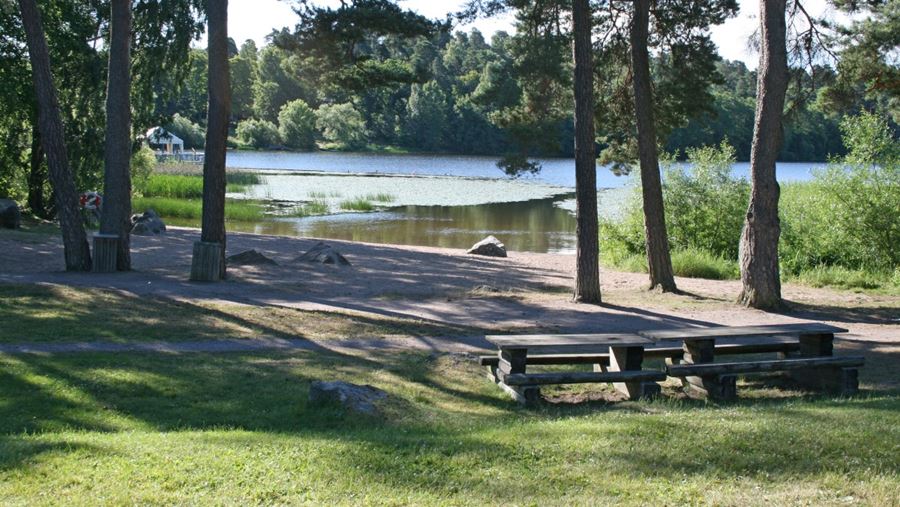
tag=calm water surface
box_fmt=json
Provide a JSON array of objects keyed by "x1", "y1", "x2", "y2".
[
  {"x1": 227, "y1": 150, "x2": 824, "y2": 188},
  {"x1": 222, "y1": 151, "x2": 825, "y2": 254}
]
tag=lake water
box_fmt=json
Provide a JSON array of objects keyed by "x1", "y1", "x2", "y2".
[
  {"x1": 223, "y1": 151, "x2": 825, "y2": 254},
  {"x1": 227, "y1": 151, "x2": 824, "y2": 189}
]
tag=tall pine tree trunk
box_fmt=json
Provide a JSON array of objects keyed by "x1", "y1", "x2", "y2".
[
  {"x1": 99, "y1": 0, "x2": 133, "y2": 271},
  {"x1": 192, "y1": 0, "x2": 230, "y2": 280},
  {"x1": 571, "y1": 0, "x2": 601, "y2": 304},
  {"x1": 631, "y1": 0, "x2": 676, "y2": 292},
  {"x1": 18, "y1": 0, "x2": 91, "y2": 271},
  {"x1": 739, "y1": 0, "x2": 788, "y2": 310},
  {"x1": 27, "y1": 125, "x2": 47, "y2": 218}
]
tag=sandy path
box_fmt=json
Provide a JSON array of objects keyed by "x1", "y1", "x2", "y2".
[{"x1": 1, "y1": 227, "x2": 897, "y2": 346}]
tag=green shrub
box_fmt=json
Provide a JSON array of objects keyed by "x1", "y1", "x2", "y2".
[
  {"x1": 602, "y1": 141, "x2": 749, "y2": 261},
  {"x1": 316, "y1": 103, "x2": 367, "y2": 149},
  {"x1": 663, "y1": 142, "x2": 749, "y2": 259},
  {"x1": 236, "y1": 119, "x2": 280, "y2": 149},
  {"x1": 670, "y1": 248, "x2": 740, "y2": 280},
  {"x1": 278, "y1": 99, "x2": 317, "y2": 151},
  {"x1": 130, "y1": 145, "x2": 157, "y2": 194}
]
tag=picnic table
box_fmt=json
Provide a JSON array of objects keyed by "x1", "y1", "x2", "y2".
[{"x1": 483, "y1": 323, "x2": 864, "y2": 404}]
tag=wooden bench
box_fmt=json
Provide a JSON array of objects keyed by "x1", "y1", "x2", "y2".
[
  {"x1": 640, "y1": 323, "x2": 863, "y2": 399},
  {"x1": 484, "y1": 333, "x2": 665, "y2": 405},
  {"x1": 478, "y1": 336, "x2": 801, "y2": 368}
]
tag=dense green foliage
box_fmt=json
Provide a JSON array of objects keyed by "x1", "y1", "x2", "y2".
[
  {"x1": 236, "y1": 119, "x2": 281, "y2": 149},
  {"x1": 604, "y1": 114, "x2": 899, "y2": 288},
  {"x1": 278, "y1": 99, "x2": 317, "y2": 151},
  {"x1": 780, "y1": 113, "x2": 899, "y2": 274},
  {"x1": 315, "y1": 103, "x2": 368, "y2": 149}
]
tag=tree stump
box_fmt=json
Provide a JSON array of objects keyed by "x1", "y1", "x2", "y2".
[
  {"x1": 92, "y1": 233, "x2": 119, "y2": 273},
  {"x1": 190, "y1": 241, "x2": 224, "y2": 281}
]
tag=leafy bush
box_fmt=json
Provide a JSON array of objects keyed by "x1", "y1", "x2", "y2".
[
  {"x1": 781, "y1": 113, "x2": 899, "y2": 274},
  {"x1": 278, "y1": 99, "x2": 317, "y2": 151},
  {"x1": 165, "y1": 114, "x2": 205, "y2": 149},
  {"x1": 602, "y1": 141, "x2": 749, "y2": 260},
  {"x1": 236, "y1": 119, "x2": 281, "y2": 149},
  {"x1": 670, "y1": 248, "x2": 739, "y2": 280},
  {"x1": 130, "y1": 145, "x2": 157, "y2": 194},
  {"x1": 316, "y1": 103, "x2": 367, "y2": 149}
]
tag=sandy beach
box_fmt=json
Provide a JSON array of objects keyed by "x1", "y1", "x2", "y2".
[{"x1": 1, "y1": 227, "x2": 897, "y2": 348}]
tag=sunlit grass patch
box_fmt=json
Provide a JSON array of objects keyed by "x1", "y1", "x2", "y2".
[
  {"x1": 0, "y1": 350, "x2": 896, "y2": 505},
  {"x1": 339, "y1": 198, "x2": 375, "y2": 212},
  {"x1": 132, "y1": 197, "x2": 264, "y2": 222}
]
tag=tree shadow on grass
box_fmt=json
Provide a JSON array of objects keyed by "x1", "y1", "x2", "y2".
[{"x1": 0, "y1": 347, "x2": 898, "y2": 498}]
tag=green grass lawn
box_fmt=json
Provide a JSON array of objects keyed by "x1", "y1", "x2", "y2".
[
  {"x1": 0, "y1": 284, "x2": 897, "y2": 505},
  {"x1": 0, "y1": 350, "x2": 897, "y2": 505}
]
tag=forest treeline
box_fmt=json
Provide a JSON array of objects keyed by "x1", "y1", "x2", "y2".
[{"x1": 160, "y1": 30, "x2": 845, "y2": 162}]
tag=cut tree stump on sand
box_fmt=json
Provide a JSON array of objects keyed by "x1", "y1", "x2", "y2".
[
  {"x1": 190, "y1": 241, "x2": 224, "y2": 281},
  {"x1": 92, "y1": 234, "x2": 119, "y2": 273}
]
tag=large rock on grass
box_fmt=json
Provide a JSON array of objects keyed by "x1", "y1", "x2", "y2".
[
  {"x1": 309, "y1": 381, "x2": 387, "y2": 415},
  {"x1": 227, "y1": 249, "x2": 278, "y2": 266},
  {"x1": 0, "y1": 199, "x2": 21, "y2": 229},
  {"x1": 467, "y1": 235, "x2": 507, "y2": 258},
  {"x1": 131, "y1": 209, "x2": 166, "y2": 236},
  {"x1": 295, "y1": 242, "x2": 351, "y2": 266}
]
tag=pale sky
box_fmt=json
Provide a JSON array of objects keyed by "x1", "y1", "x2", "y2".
[{"x1": 222, "y1": 0, "x2": 841, "y2": 69}]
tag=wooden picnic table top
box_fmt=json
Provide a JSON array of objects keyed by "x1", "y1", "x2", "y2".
[
  {"x1": 485, "y1": 333, "x2": 651, "y2": 352},
  {"x1": 639, "y1": 323, "x2": 848, "y2": 342}
]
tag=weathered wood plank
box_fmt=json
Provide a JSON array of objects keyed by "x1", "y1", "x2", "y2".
[
  {"x1": 92, "y1": 233, "x2": 119, "y2": 273},
  {"x1": 189, "y1": 241, "x2": 224, "y2": 282},
  {"x1": 486, "y1": 333, "x2": 650, "y2": 349},
  {"x1": 640, "y1": 323, "x2": 848, "y2": 341},
  {"x1": 502, "y1": 370, "x2": 666, "y2": 386},
  {"x1": 666, "y1": 356, "x2": 865, "y2": 377},
  {"x1": 644, "y1": 341, "x2": 800, "y2": 358},
  {"x1": 479, "y1": 354, "x2": 611, "y2": 367}
]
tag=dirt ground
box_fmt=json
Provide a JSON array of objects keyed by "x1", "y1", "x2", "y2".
[{"x1": 2, "y1": 226, "x2": 897, "y2": 348}]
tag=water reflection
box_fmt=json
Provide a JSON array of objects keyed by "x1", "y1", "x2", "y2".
[{"x1": 213, "y1": 196, "x2": 578, "y2": 254}]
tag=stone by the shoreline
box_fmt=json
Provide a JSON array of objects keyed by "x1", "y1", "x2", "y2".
[
  {"x1": 0, "y1": 199, "x2": 21, "y2": 229},
  {"x1": 227, "y1": 249, "x2": 278, "y2": 266},
  {"x1": 295, "y1": 242, "x2": 351, "y2": 266},
  {"x1": 467, "y1": 235, "x2": 507, "y2": 257},
  {"x1": 308, "y1": 380, "x2": 387, "y2": 415},
  {"x1": 131, "y1": 209, "x2": 166, "y2": 236}
]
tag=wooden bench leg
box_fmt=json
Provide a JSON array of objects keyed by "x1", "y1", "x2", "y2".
[
  {"x1": 609, "y1": 346, "x2": 660, "y2": 400},
  {"x1": 497, "y1": 348, "x2": 541, "y2": 406},
  {"x1": 788, "y1": 333, "x2": 851, "y2": 394},
  {"x1": 676, "y1": 339, "x2": 735, "y2": 400}
]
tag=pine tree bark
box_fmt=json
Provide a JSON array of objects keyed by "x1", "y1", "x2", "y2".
[
  {"x1": 571, "y1": 0, "x2": 601, "y2": 304},
  {"x1": 18, "y1": 0, "x2": 91, "y2": 271},
  {"x1": 192, "y1": 0, "x2": 230, "y2": 281},
  {"x1": 739, "y1": 0, "x2": 788, "y2": 310},
  {"x1": 27, "y1": 125, "x2": 47, "y2": 218},
  {"x1": 99, "y1": 0, "x2": 133, "y2": 271},
  {"x1": 630, "y1": 0, "x2": 676, "y2": 293}
]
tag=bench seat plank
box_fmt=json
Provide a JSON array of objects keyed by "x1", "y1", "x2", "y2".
[
  {"x1": 641, "y1": 323, "x2": 848, "y2": 341},
  {"x1": 503, "y1": 370, "x2": 666, "y2": 386},
  {"x1": 666, "y1": 356, "x2": 865, "y2": 377}
]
